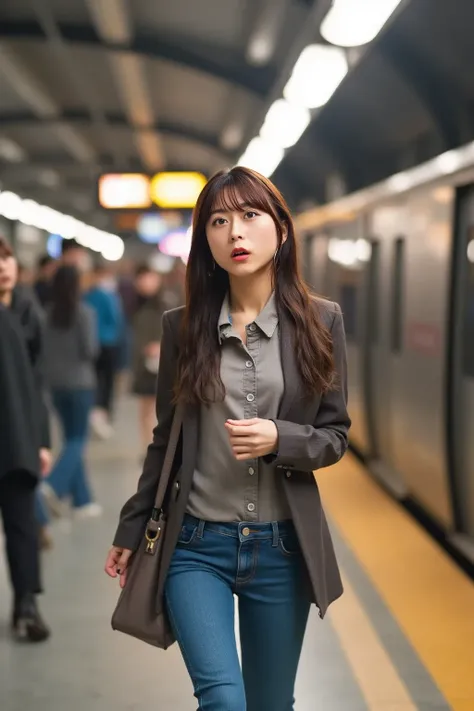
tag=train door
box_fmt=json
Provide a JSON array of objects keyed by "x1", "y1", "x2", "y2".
[
  {"x1": 367, "y1": 206, "x2": 410, "y2": 496},
  {"x1": 389, "y1": 190, "x2": 454, "y2": 528},
  {"x1": 449, "y1": 186, "x2": 474, "y2": 557},
  {"x1": 322, "y1": 221, "x2": 373, "y2": 457},
  {"x1": 361, "y1": 234, "x2": 381, "y2": 460}
]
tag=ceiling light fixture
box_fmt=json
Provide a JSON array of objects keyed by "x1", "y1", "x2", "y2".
[
  {"x1": 320, "y1": 0, "x2": 403, "y2": 48},
  {"x1": 283, "y1": 44, "x2": 348, "y2": 109},
  {"x1": 260, "y1": 99, "x2": 311, "y2": 149}
]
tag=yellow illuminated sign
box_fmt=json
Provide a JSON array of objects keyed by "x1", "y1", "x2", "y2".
[
  {"x1": 150, "y1": 172, "x2": 207, "y2": 209},
  {"x1": 98, "y1": 172, "x2": 207, "y2": 210},
  {"x1": 98, "y1": 173, "x2": 152, "y2": 209}
]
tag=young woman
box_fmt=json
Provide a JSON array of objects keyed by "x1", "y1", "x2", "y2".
[
  {"x1": 40, "y1": 266, "x2": 102, "y2": 520},
  {"x1": 105, "y1": 167, "x2": 351, "y2": 710}
]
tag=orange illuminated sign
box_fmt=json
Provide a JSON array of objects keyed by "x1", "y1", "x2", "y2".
[{"x1": 98, "y1": 174, "x2": 152, "y2": 209}]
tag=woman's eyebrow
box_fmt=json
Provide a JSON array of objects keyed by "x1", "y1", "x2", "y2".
[{"x1": 209, "y1": 202, "x2": 252, "y2": 216}]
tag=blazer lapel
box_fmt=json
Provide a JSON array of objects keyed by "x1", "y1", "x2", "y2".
[{"x1": 277, "y1": 309, "x2": 301, "y2": 420}]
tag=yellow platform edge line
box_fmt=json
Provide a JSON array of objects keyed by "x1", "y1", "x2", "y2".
[
  {"x1": 331, "y1": 571, "x2": 418, "y2": 710},
  {"x1": 318, "y1": 456, "x2": 474, "y2": 711}
]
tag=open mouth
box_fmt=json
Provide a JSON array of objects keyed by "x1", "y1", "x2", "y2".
[{"x1": 231, "y1": 248, "x2": 250, "y2": 259}]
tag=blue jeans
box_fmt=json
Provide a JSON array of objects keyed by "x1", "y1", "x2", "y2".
[
  {"x1": 165, "y1": 514, "x2": 312, "y2": 711},
  {"x1": 45, "y1": 389, "x2": 94, "y2": 510},
  {"x1": 35, "y1": 489, "x2": 49, "y2": 527}
]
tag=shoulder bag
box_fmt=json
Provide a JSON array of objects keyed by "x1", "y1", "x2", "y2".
[{"x1": 111, "y1": 403, "x2": 183, "y2": 648}]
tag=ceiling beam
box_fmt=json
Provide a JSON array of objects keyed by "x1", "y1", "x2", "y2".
[
  {"x1": 0, "y1": 42, "x2": 96, "y2": 163},
  {"x1": 85, "y1": 0, "x2": 164, "y2": 171},
  {"x1": 0, "y1": 110, "x2": 233, "y2": 159},
  {"x1": 30, "y1": 0, "x2": 121, "y2": 165},
  {"x1": 0, "y1": 21, "x2": 277, "y2": 97}
]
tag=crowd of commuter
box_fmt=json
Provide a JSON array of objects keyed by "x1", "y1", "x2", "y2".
[{"x1": 0, "y1": 234, "x2": 184, "y2": 643}]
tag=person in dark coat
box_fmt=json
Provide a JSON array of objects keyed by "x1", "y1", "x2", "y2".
[{"x1": 0, "y1": 236, "x2": 51, "y2": 643}]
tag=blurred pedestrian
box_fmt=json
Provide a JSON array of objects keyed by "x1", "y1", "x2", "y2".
[
  {"x1": 34, "y1": 254, "x2": 57, "y2": 308},
  {"x1": 0, "y1": 236, "x2": 51, "y2": 643},
  {"x1": 131, "y1": 264, "x2": 166, "y2": 454},
  {"x1": 116, "y1": 260, "x2": 138, "y2": 384},
  {"x1": 84, "y1": 262, "x2": 124, "y2": 439},
  {"x1": 61, "y1": 238, "x2": 89, "y2": 271},
  {"x1": 41, "y1": 266, "x2": 102, "y2": 520}
]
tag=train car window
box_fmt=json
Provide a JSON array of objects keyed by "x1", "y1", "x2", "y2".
[
  {"x1": 391, "y1": 237, "x2": 405, "y2": 353},
  {"x1": 367, "y1": 240, "x2": 380, "y2": 344},
  {"x1": 462, "y1": 228, "x2": 474, "y2": 377}
]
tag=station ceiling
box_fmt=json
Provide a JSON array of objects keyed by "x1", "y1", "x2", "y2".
[{"x1": 0, "y1": 0, "x2": 473, "y2": 231}]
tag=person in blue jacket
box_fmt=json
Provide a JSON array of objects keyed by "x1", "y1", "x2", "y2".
[{"x1": 84, "y1": 261, "x2": 124, "y2": 439}]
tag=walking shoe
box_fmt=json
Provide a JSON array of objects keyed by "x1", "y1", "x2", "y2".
[
  {"x1": 40, "y1": 482, "x2": 64, "y2": 519},
  {"x1": 90, "y1": 409, "x2": 114, "y2": 440},
  {"x1": 38, "y1": 525, "x2": 54, "y2": 551},
  {"x1": 73, "y1": 502, "x2": 103, "y2": 520},
  {"x1": 12, "y1": 594, "x2": 51, "y2": 643}
]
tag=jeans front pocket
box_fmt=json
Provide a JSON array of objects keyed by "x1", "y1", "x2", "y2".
[
  {"x1": 278, "y1": 531, "x2": 301, "y2": 557},
  {"x1": 177, "y1": 523, "x2": 198, "y2": 546}
]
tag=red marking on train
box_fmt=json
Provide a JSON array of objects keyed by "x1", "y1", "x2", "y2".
[{"x1": 406, "y1": 323, "x2": 441, "y2": 356}]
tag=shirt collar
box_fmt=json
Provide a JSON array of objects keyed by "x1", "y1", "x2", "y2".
[{"x1": 217, "y1": 291, "x2": 278, "y2": 343}]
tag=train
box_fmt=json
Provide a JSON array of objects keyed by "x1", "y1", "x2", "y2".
[{"x1": 295, "y1": 140, "x2": 474, "y2": 562}]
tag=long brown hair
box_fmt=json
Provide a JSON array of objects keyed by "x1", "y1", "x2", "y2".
[
  {"x1": 50, "y1": 265, "x2": 80, "y2": 329},
  {"x1": 176, "y1": 166, "x2": 335, "y2": 405}
]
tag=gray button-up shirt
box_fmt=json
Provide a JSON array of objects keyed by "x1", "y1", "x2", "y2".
[{"x1": 186, "y1": 291, "x2": 292, "y2": 522}]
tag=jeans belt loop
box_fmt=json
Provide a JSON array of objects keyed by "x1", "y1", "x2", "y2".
[
  {"x1": 197, "y1": 519, "x2": 206, "y2": 539},
  {"x1": 271, "y1": 521, "x2": 279, "y2": 547}
]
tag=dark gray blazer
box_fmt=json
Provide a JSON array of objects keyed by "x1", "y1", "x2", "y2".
[{"x1": 113, "y1": 297, "x2": 351, "y2": 619}]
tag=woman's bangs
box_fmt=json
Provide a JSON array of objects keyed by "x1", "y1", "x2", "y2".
[{"x1": 210, "y1": 172, "x2": 277, "y2": 218}]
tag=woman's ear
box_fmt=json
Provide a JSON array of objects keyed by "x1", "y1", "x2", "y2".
[{"x1": 281, "y1": 222, "x2": 288, "y2": 244}]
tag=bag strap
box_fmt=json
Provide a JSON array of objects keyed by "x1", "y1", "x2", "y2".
[{"x1": 152, "y1": 403, "x2": 184, "y2": 512}]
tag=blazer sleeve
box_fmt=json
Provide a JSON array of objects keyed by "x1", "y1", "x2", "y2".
[
  {"x1": 268, "y1": 303, "x2": 351, "y2": 472},
  {"x1": 112, "y1": 311, "x2": 179, "y2": 550}
]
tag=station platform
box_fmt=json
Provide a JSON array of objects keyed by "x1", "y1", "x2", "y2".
[{"x1": 1, "y1": 396, "x2": 473, "y2": 711}]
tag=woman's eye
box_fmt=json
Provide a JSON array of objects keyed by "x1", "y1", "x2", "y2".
[
  {"x1": 245, "y1": 211, "x2": 258, "y2": 219},
  {"x1": 212, "y1": 217, "x2": 227, "y2": 226}
]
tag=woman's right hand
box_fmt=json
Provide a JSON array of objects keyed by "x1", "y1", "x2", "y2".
[{"x1": 104, "y1": 546, "x2": 133, "y2": 588}]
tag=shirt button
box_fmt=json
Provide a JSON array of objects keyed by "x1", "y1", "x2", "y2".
[
  {"x1": 245, "y1": 360, "x2": 253, "y2": 368},
  {"x1": 248, "y1": 466, "x2": 255, "y2": 475},
  {"x1": 246, "y1": 393, "x2": 255, "y2": 402},
  {"x1": 242, "y1": 527, "x2": 250, "y2": 537},
  {"x1": 247, "y1": 503, "x2": 255, "y2": 512},
  {"x1": 248, "y1": 324, "x2": 256, "y2": 332}
]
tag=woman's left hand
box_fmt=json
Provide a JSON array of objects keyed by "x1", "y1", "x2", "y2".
[{"x1": 224, "y1": 418, "x2": 278, "y2": 460}]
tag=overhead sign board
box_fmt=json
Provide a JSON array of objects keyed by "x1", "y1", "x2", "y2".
[
  {"x1": 150, "y1": 172, "x2": 207, "y2": 208},
  {"x1": 98, "y1": 174, "x2": 151, "y2": 209},
  {"x1": 98, "y1": 172, "x2": 207, "y2": 210}
]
